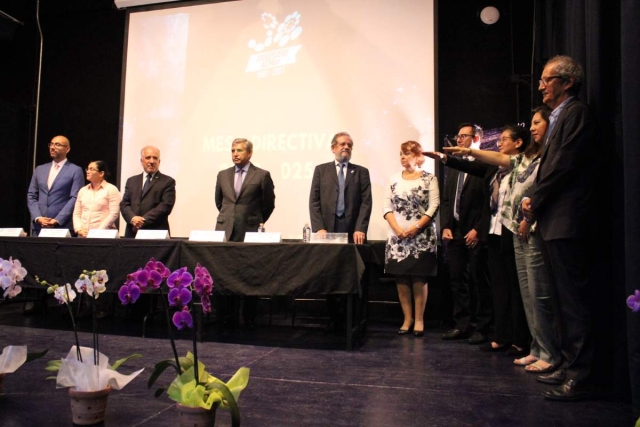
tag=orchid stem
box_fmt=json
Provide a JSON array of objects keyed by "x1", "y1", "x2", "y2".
[
  {"x1": 92, "y1": 292, "x2": 99, "y2": 366},
  {"x1": 64, "y1": 289, "x2": 82, "y2": 363},
  {"x1": 191, "y1": 298, "x2": 199, "y2": 385},
  {"x1": 159, "y1": 287, "x2": 181, "y2": 375}
]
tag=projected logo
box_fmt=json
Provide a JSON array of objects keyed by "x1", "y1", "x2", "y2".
[{"x1": 246, "y1": 11, "x2": 303, "y2": 77}]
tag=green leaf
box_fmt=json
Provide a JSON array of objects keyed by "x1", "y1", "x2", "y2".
[
  {"x1": 26, "y1": 349, "x2": 48, "y2": 363},
  {"x1": 148, "y1": 359, "x2": 179, "y2": 389},
  {"x1": 45, "y1": 360, "x2": 61, "y2": 372},
  {"x1": 154, "y1": 387, "x2": 167, "y2": 398},
  {"x1": 46, "y1": 376, "x2": 57, "y2": 380},
  {"x1": 208, "y1": 382, "x2": 241, "y2": 427},
  {"x1": 109, "y1": 353, "x2": 142, "y2": 371}
]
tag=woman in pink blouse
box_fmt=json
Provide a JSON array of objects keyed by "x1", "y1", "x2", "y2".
[{"x1": 73, "y1": 160, "x2": 121, "y2": 237}]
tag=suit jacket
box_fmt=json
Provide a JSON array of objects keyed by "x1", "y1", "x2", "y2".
[
  {"x1": 215, "y1": 163, "x2": 275, "y2": 242},
  {"x1": 120, "y1": 171, "x2": 176, "y2": 238},
  {"x1": 308, "y1": 161, "x2": 372, "y2": 238},
  {"x1": 27, "y1": 160, "x2": 85, "y2": 232},
  {"x1": 442, "y1": 156, "x2": 494, "y2": 241},
  {"x1": 530, "y1": 98, "x2": 595, "y2": 241}
]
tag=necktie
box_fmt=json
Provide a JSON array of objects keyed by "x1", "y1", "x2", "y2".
[
  {"x1": 48, "y1": 163, "x2": 60, "y2": 189},
  {"x1": 235, "y1": 169, "x2": 244, "y2": 197},
  {"x1": 454, "y1": 171, "x2": 465, "y2": 220},
  {"x1": 337, "y1": 163, "x2": 345, "y2": 217},
  {"x1": 142, "y1": 174, "x2": 152, "y2": 197}
]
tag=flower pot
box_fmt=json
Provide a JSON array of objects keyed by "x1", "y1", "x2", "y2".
[
  {"x1": 0, "y1": 373, "x2": 5, "y2": 394},
  {"x1": 177, "y1": 403, "x2": 218, "y2": 427},
  {"x1": 68, "y1": 385, "x2": 111, "y2": 425}
]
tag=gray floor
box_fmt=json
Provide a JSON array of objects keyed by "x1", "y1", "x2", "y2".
[{"x1": 0, "y1": 306, "x2": 635, "y2": 427}]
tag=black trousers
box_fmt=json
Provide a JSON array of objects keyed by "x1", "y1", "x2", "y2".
[
  {"x1": 540, "y1": 237, "x2": 595, "y2": 383},
  {"x1": 447, "y1": 225, "x2": 492, "y2": 333},
  {"x1": 487, "y1": 228, "x2": 530, "y2": 347}
]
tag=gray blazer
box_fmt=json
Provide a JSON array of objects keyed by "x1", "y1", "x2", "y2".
[{"x1": 215, "y1": 163, "x2": 275, "y2": 242}]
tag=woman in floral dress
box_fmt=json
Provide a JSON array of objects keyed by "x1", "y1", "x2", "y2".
[{"x1": 383, "y1": 141, "x2": 439, "y2": 337}]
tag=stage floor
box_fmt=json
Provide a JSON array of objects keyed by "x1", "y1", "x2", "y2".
[{"x1": 0, "y1": 302, "x2": 634, "y2": 427}]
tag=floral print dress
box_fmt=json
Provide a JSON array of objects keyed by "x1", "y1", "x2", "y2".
[{"x1": 383, "y1": 171, "x2": 440, "y2": 276}]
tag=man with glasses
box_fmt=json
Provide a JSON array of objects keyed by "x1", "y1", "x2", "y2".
[
  {"x1": 27, "y1": 135, "x2": 84, "y2": 235},
  {"x1": 522, "y1": 55, "x2": 597, "y2": 401},
  {"x1": 437, "y1": 124, "x2": 492, "y2": 344}
]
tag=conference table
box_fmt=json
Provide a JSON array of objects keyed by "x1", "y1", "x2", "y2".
[{"x1": 0, "y1": 237, "x2": 380, "y2": 350}]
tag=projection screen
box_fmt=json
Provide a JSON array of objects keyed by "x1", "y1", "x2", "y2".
[{"x1": 120, "y1": 0, "x2": 436, "y2": 240}]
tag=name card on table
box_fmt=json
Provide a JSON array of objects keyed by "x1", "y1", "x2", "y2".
[
  {"x1": 0, "y1": 228, "x2": 27, "y2": 237},
  {"x1": 244, "y1": 232, "x2": 281, "y2": 243},
  {"x1": 310, "y1": 232, "x2": 348, "y2": 244},
  {"x1": 189, "y1": 230, "x2": 226, "y2": 242},
  {"x1": 135, "y1": 230, "x2": 170, "y2": 240},
  {"x1": 87, "y1": 229, "x2": 120, "y2": 239},
  {"x1": 39, "y1": 229, "x2": 71, "y2": 238}
]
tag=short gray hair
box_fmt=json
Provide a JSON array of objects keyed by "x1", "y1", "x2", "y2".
[
  {"x1": 232, "y1": 138, "x2": 253, "y2": 152},
  {"x1": 331, "y1": 132, "x2": 352, "y2": 148},
  {"x1": 546, "y1": 55, "x2": 584, "y2": 95},
  {"x1": 140, "y1": 146, "x2": 160, "y2": 158}
]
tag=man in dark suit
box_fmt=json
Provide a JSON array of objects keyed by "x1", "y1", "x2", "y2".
[
  {"x1": 215, "y1": 138, "x2": 275, "y2": 328},
  {"x1": 435, "y1": 125, "x2": 493, "y2": 345},
  {"x1": 522, "y1": 56, "x2": 597, "y2": 401},
  {"x1": 309, "y1": 132, "x2": 372, "y2": 330},
  {"x1": 27, "y1": 135, "x2": 85, "y2": 235},
  {"x1": 309, "y1": 132, "x2": 372, "y2": 244},
  {"x1": 120, "y1": 146, "x2": 176, "y2": 238}
]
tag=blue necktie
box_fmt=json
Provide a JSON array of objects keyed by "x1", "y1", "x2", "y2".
[
  {"x1": 235, "y1": 169, "x2": 244, "y2": 197},
  {"x1": 454, "y1": 171, "x2": 464, "y2": 220},
  {"x1": 337, "y1": 164, "x2": 345, "y2": 217}
]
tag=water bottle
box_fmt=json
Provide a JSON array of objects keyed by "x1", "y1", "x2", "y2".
[
  {"x1": 258, "y1": 223, "x2": 265, "y2": 232},
  {"x1": 302, "y1": 223, "x2": 311, "y2": 242}
]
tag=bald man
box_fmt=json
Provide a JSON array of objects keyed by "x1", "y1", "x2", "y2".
[{"x1": 27, "y1": 135, "x2": 85, "y2": 235}]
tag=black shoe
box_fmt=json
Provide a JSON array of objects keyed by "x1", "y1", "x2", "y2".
[
  {"x1": 413, "y1": 330, "x2": 424, "y2": 337},
  {"x1": 543, "y1": 380, "x2": 593, "y2": 401},
  {"x1": 441, "y1": 329, "x2": 468, "y2": 340},
  {"x1": 397, "y1": 320, "x2": 414, "y2": 335},
  {"x1": 536, "y1": 369, "x2": 566, "y2": 385},
  {"x1": 467, "y1": 331, "x2": 487, "y2": 345}
]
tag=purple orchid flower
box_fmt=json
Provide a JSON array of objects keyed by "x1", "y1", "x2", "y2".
[
  {"x1": 201, "y1": 294, "x2": 212, "y2": 314},
  {"x1": 145, "y1": 257, "x2": 171, "y2": 279},
  {"x1": 194, "y1": 263, "x2": 213, "y2": 296},
  {"x1": 167, "y1": 267, "x2": 193, "y2": 289},
  {"x1": 118, "y1": 283, "x2": 141, "y2": 305},
  {"x1": 168, "y1": 287, "x2": 192, "y2": 307},
  {"x1": 172, "y1": 306, "x2": 193, "y2": 330},
  {"x1": 627, "y1": 290, "x2": 640, "y2": 313},
  {"x1": 135, "y1": 268, "x2": 163, "y2": 291}
]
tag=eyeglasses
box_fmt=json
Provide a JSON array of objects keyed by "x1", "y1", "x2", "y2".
[
  {"x1": 48, "y1": 142, "x2": 69, "y2": 148},
  {"x1": 498, "y1": 137, "x2": 514, "y2": 143},
  {"x1": 86, "y1": 168, "x2": 99, "y2": 172},
  {"x1": 539, "y1": 75, "x2": 563, "y2": 87},
  {"x1": 455, "y1": 134, "x2": 474, "y2": 140}
]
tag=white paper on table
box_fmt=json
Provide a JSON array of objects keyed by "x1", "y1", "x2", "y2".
[
  {"x1": 55, "y1": 346, "x2": 144, "y2": 392},
  {"x1": 0, "y1": 345, "x2": 27, "y2": 374}
]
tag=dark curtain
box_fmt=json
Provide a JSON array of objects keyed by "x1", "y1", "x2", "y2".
[{"x1": 535, "y1": 0, "x2": 639, "y2": 415}]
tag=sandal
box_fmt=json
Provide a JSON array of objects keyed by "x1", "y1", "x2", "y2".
[
  {"x1": 525, "y1": 361, "x2": 555, "y2": 373},
  {"x1": 513, "y1": 355, "x2": 538, "y2": 366}
]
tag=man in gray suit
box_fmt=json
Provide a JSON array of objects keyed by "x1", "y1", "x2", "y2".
[
  {"x1": 309, "y1": 132, "x2": 372, "y2": 330},
  {"x1": 215, "y1": 138, "x2": 275, "y2": 328}
]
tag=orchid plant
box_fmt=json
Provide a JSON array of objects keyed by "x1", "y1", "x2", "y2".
[
  {"x1": 119, "y1": 258, "x2": 249, "y2": 426},
  {"x1": 0, "y1": 258, "x2": 48, "y2": 376},
  {"x1": 0, "y1": 257, "x2": 27, "y2": 299},
  {"x1": 36, "y1": 270, "x2": 142, "y2": 392}
]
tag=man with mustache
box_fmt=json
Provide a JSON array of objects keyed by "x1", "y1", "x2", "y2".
[{"x1": 309, "y1": 132, "x2": 373, "y2": 331}]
